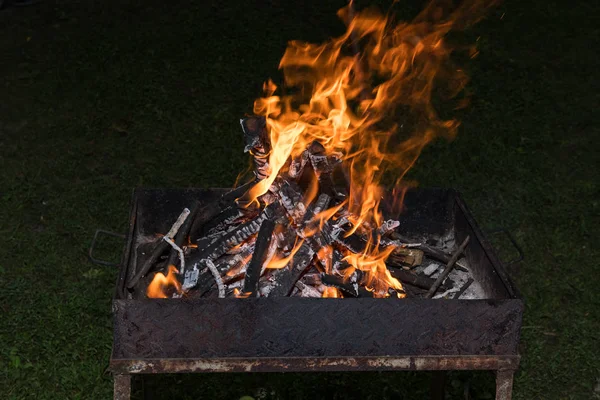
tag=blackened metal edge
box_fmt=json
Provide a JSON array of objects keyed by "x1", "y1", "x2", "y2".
[
  {"x1": 115, "y1": 189, "x2": 138, "y2": 300},
  {"x1": 109, "y1": 355, "x2": 521, "y2": 374},
  {"x1": 453, "y1": 192, "x2": 522, "y2": 300}
]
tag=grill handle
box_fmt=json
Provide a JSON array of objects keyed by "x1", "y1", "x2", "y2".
[
  {"x1": 89, "y1": 229, "x2": 126, "y2": 267},
  {"x1": 486, "y1": 227, "x2": 524, "y2": 267}
]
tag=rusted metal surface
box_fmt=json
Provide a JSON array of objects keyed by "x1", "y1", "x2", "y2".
[
  {"x1": 109, "y1": 355, "x2": 520, "y2": 374},
  {"x1": 112, "y1": 298, "x2": 523, "y2": 360},
  {"x1": 495, "y1": 370, "x2": 515, "y2": 400},
  {"x1": 113, "y1": 374, "x2": 131, "y2": 400}
]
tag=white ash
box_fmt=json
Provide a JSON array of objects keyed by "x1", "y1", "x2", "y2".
[
  {"x1": 226, "y1": 279, "x2": 244, "y2": 291},
  {"x1": 258, "y1": 274, "x2": 277, "y2": 297},
  {"x1": 294, "y1": 281, "x2": 322, "y2": 297},
  {"x1": 422, "y1": 262, "x2": 441, "y2": 276},
  {"x1": 182, "y1": 265, "x2": 199, "y2": 291},
  {"x1": 425, "y1": 257, "x2": 484, "y2": 299},
  {"x1": 402, "y1": 228, "x2": 457, "y2": 252},
  {"x1": 260, "y1": 232, "x2": 280, "y2": 274},
  {"x1": 434, "y1": 229, "x2": 458, "y2": 254},
  {"x1": 430, "y1": 258, "x2": 469, "y2": 299},
  {"x1": 163, "y1": 236, "x2": 186, "y2": 275},
  {"x1": 457, "y1": 278, "x2": 485, "y2": 300},
  {"x1": 205, "y1": 259, "x2": 226, "y2": 298},
  {"x1": 378, "y1": 219, "x2": 400, "y2": 236},
  {"x1": 165, "y1": 208, "x2": 190, "y2": 239}
]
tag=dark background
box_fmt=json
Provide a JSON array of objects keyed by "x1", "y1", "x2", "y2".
[{"x1": 0, "y1": 0, "x2": 598, "y2": 399}]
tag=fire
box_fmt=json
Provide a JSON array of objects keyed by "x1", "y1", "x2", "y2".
[
  {"x1": 266, "y1": 238, "x2": 305, "y2": 269},
  {"x1": 234, "y1": 1, "x2": 494, "y2": 295},
  {"x1": 322, "y1": 287, "x2": 341, "y2": 298},
  {"x1": 233, "y1": 288, "x2": 252, "y2": 298},
  {"x1": 316, "y1": 246, "x2": 333, "y2": 274},
  {"x1": 147, "y1": 265, "x2": 182, "y2": 298}
]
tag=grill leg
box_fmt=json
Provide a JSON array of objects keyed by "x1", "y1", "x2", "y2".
[
  {"x1": 495, "y1": 370, "x2": 515, "y2": 400},
  {"x1": 430, "y1": 371, "x2": 446, "y2": 400},
  {"x1": 114, "y1": 374, "x2": 131, "y2": 400}
]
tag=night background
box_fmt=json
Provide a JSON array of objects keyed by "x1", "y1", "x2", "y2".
[{"x1": 0, "y1": 0, "x2": 598, "y2": 399}]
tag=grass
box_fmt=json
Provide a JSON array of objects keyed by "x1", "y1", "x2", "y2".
[{"x1": 0, "y1": 0, "x2": 598, "y2": 399}]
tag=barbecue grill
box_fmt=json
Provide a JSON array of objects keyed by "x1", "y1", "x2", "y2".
[{"x1": 98, "y1": 187, "x2": 523, "y2": 399}]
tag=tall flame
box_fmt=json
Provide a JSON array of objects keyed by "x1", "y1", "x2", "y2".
[{"x1": 240, "y1": 1, "x2": 496, "y2": 296}]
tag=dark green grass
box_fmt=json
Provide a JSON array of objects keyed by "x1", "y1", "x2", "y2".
[{"x1": 1, "y1": 0, "x2": 598, "y2": 399}]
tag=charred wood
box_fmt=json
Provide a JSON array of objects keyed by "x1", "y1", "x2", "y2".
[
  {"x1": 387, "y1": 268, "x2": 443, "y2": 290},
  {"x1": 401, "y1": 282, "x2": 429, "y2": 297},
  {"x1": 387, "y1": 247, "x2": 424, "y2": 268},
  {"x1": 302, "y1": 193, "x2": 331, "y2": 225},
  {"x1": 241, "y1": 116, "x2": 270, "y2": 155},
  {"x1": 453, "y1": 278, "x2": 474, "y2": 299},
  {"x1": 243, "y1": 219, "x2": 276, "y2": 296},
  {"x1": 378, "y1": 219, "x2": 400, "y2": 236},
  {"x1": 293, "y1": 281, "x2": 323, "y2": 297},
  {"x1": 166, "y1": 201, "x2": 201, "y2": 272},
  {"x1": 260, "y1": 239, "x2": 317, "y2": 297},
  {"x1": 199, "y1": 204, "x2": 259, "y2": 238},
  {"x1": 320, "y1": 273, "x2": 372, "y2": 297},
  {"x1": 188, "y1": 242, "x2": 255, "y2": 297},
  {"x1": 188, "y1": 179, "x2": 258, "y2": 242},
  {"x1": 300, "y1": 272, "x2": 323, "y2": 286},
  {"x1": 334, "y1": 231, "x2": 368, "y2": 254},
  {"x1": 426, "y1": 235, "x2": 471, "y2": 298},
  {"x1": 183, "y1": 203, "x2": 282, "y2": 291},
  {"x1": 277, "y1": 180, "x2": 307, "y2": 224},
  {"x1": 288, "y1": 150, "x2": 309, "y2": 179},
  {"x1": 261, "y1": 219, "x2": 344, "y2": 296},
  {"x1": 388, "y1": 231, "x2": 469, "y2": 272},
  {"x1": 307, "y1": 141, "x2": 342, "y2": 177},
  {"x1": 241, "y1": 117, "x2": 271, "y2": 180},
  {"x1": 128, "y1": 208, "x2": 190, "y2": 289}
]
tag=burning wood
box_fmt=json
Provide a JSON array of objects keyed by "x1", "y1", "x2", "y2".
[
  {"x1": 135, "y1": 113, "x2": 480, "y2": 299},
  {"x1": 137, "y1": 0, "x2": 494, "y2": 299},
  {"x1": 242, "y1": 219, "x2": 276, "y2": 296},
  {"x1": 139, "y1": 134, "x2": 476, "y2": 299},
  {"x1": 128, "y1": 208, "x2": 190, "y2": 289}
]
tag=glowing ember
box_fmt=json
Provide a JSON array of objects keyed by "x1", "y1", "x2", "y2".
[{"x1": 322, "y1": 287, "x2": 341, "y2": 298}]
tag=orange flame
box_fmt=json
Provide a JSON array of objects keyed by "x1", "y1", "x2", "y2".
[
  {"x1": 322, "y1": 287, "x2": 341, "y2": 298},
  {"x1": 316, "y1": 245, "x2": 333, "y2": 274},
  {"x1": 226, "y1": 252, "x2": 253, "y2": 277},
  {"x1": 241, "y1": 1, "x2": 496, "y2": 294},
  {"x1": 147, "y1": 265, "x2": 182, "y2": 299},
  {"x1": 233, "y1": 288, "x2": 252, "y2": 298},
  {"x1": 343, "y1": 238, "x2": 404, "y2": 298},
  {"x1": 266, "y1": 238, "x2": 305, "y2": 269}
]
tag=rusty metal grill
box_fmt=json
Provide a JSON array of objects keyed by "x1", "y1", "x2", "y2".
[{"x1": 108, "y1": 188, "x2": 523, "y2": 400}]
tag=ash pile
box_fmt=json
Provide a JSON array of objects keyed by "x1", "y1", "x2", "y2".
[{"x1": 128, "y1": 117, "x2": 480, "y2": 300}]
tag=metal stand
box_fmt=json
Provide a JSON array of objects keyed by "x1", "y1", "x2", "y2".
[
  {"x1": 111, "y1": 360, "x2": 518, "y2": 399},
  {"x1": 430, "y1": 371, "x2": 447, "y2": 400},
  {"x1": 113, "y1": 374, "x2": 131, "y2": 400},
  {"x1": 496, "y1": 370, "x2": 515, "y2": 400}
]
